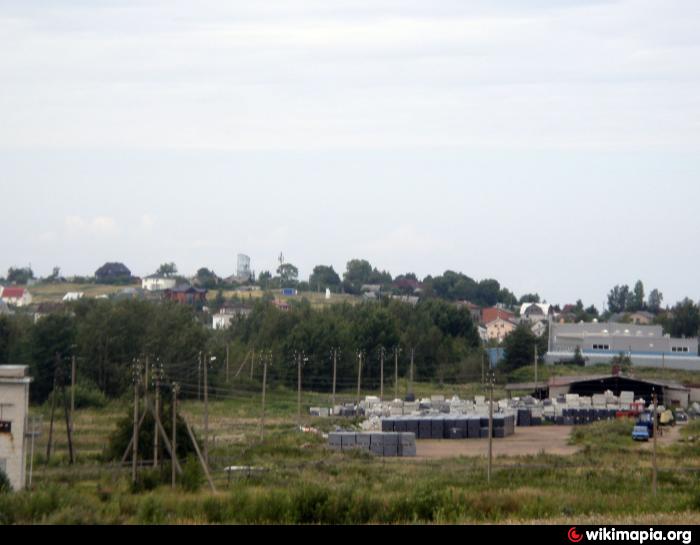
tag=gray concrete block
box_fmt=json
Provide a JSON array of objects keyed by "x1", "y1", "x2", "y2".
[
  {"x1": 370, "y1": 433, "x2": 384, "y2": 446},
  {"x1": 356, "y1": 433, "x2": 371, "y2": 447},
  {"x1": 383, "y1": 444, "x2": 398, "y2": 457},
  {"x1": 340, "y1": 433, "x2": 357, "y2": 447}
]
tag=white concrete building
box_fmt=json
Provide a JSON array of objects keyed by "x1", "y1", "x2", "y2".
[
  {"x1": 0, "y1": 365, "x2": 31, "y2": 491},
  {"x1": 142, "y1": 275, "x2": 177, "y2": 291}
]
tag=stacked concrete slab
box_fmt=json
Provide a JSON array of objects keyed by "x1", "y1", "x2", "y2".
[
  {"x1": 381, "y1": 415, "x2": 515, "y2": 440},
  {"x1": 328, "y1": 431, "x2": 417, "y2": 457}
]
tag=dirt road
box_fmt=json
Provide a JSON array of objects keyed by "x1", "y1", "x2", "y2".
[{"x1": 416, "y1": 425, "x2": 579, "y2": 459}]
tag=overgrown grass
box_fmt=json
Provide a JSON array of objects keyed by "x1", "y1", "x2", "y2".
[{"x1": 13, "y1": 383, "x2": 700, "y2": 524}]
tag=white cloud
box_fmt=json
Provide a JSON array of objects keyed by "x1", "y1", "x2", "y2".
[{"x1": 64, "y1": 215, "x2": 118, "y2": 237}]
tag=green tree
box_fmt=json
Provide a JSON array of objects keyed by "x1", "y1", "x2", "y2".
[
  {"x1": 343, "y1": 259, "x2": 373, "y2": 294},
  {"x1": 156, "y1": 262, "x2": 178, "y2": 277},
  {"x1": 195, "y1": 268, "x2": 219, "y2": 289},
  {"x1": 519, "y1": 293, "x2": 541, "y2": 304},
  {"x1": 501, "y1": 324, "x2": 538, "y2": 372},
  {"x1": 648, "y1": 289, "x2": 663, "y2": 314},
  {"x1": 629, "y1": 280, "x2": 645, "y2": 312},
  {"x1": 668, "y1": 298, "x2": 700, "y2": 338},
  {"x1": 276, "y1": 263, "x2": 299, "y2": 287},
  {"x1": 7, "y1": 266, "x2": 34, "y2": 285},
  {"x1": 607, "y1": 285, "x2": 629, "y2": 314}
]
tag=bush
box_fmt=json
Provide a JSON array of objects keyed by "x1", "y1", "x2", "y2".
[
  {"x1": 180, "y1": 457, "x2": 204, "y2": 493},
  {"x1": 69, "y1": 381, "x2": 108, "y2": 409},
  {"x1": 0, "y1": 467, "x2": 11, "y2": 493}
]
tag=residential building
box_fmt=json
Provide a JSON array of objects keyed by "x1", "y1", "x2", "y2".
[
  {"x1": 610, "y1": 311, "x2": 656, "y2": 325},
  {"x1": 0, "y1": 287, "x2": 32, "y2": 307},
  {"x1": 142, "y1": 275, "x2": 177, "y2": 291},
  {"x1": 212, "y1": 307, "x2": 252, "y2": 329},
  {"x1": 0, "y1": 299, "x2": 12, "y2": 316},
  {"x1": 545, "y1": 322, "x2": 700, "y2": 370},
  {"x1": 485, "y1": 317, "x2": 518, "y2": 343},
  {"x1": 0, "y1": 365, "x2": 31, "y2": 490},
  {"x1": 481, "y1": 307, "x2": 515, "y2": 325},
  {"x1": 456, "y1": 301, "x2": 482, "y2": 323},
  {"x1": 164, "y1": 285, "x2": 207, "y2": 305},
  {"x1": 519, "y1": 302, "x2": 553, "y2": 323}
]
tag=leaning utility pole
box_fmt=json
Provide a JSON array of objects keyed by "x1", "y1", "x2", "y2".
[
  {"x1": 197, "y1": 351, "x2": 202, "y2": 401},
  {"x1": 487, "y1": 372, "x2": 495, "y2": 484}
]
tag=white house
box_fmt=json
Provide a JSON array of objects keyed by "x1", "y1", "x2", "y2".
[
  {"x1": 62, "y1": 292, "x2": 84, "y2": 302},
  {"x1": 485, "y1": 317, "x2": 519, "y2": 342},
  {"x1": 0, "y1": 287, "x2": 32, "y2": 307},
  {"x1": 519, "y1": 302, "x2": 552, "y2": 323},
  {"x1": 0, "y1": 365, "x2": 31, "y2": 491},
  {"x1": 142, "y1": 275, "x2": 177, "y2": 292}
]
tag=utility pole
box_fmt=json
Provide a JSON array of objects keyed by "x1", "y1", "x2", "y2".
[
  {"x1": 70, "y1": 354, "x2": 76, "y2": 433},
  {"x1": 250, "y1": 347, "x2": 255, "y2": 380},
  {"x1": 153, "y1": 359, "x2": 161, "y2": 468},
  {"x1": 260, "y1": 351, "x2": 270, "y2": 441},
  {"x1": 296, "y1": 351, "x2": 306, "y2": 427},
  {"x1": 226, "y1": 343, "x2": 230, "y2": 383},
  {"x1": 534, "y1": 344, "x2": 539, "y2": 400},
  {"x1": 408, "y1": 347, "x2": 415, "y2": 397},
  {"x1": 62, "y1": 384, "x2": 74, "y2": 464},
  {"x1": 198, "y1": 351, "x2": 202, "y2": 401},
  {"x1": 652, "y1": 390, "x2": 658, "y2": 496},
  {"x1": 46, "y1": 355, "x2": 59, "y2": 462},
  {"x1": 379, "y1": 346, "x2": 385, "y2": 402},
  {"x1": 487, "y1": 371, "x2": 495, "y2": 484},
  {"x1": 356, "y1": 351, "x2": 364, "y2": 406},
  {"x1": 132, "y1": 358, "x2": 141, "y2": 484},
  {"x1": 482, "y1": 349, "x2": 485, "y2": 385},
  {"x1": 203, "y1": 353, "x2": 209, "y2": 465},
  {"x1": 171, "y1": 382, "x2": 179, "y2": 489},
  {"x1": 394, "y1": 346, "x2": 400, "y2": 400},
  {"x1": 331, "y1": 348, "x2": 338, "y2": 408}
]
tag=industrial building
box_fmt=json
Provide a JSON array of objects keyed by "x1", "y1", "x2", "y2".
[
  {"x1": 545, "y1": 322, "x2": 700, "y2": 370},
  {"x1": 0, "y1": 365, "x2": 31, "y2": 490},
  {"x1": 506, "y1": 374, "x2": 691, "y2": 408}
]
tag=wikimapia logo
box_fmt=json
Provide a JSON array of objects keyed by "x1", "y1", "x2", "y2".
[{"x1": 567, "y1": 527, "x2": 692, "y2": 544}]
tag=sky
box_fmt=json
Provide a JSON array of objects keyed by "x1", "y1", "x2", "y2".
[{"x1": 1, "y1": 0, "x2": 700, "y2": 307}]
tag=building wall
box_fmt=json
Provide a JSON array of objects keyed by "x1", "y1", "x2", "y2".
[
  {"x1": 0, "y1": 369, "x2": 30, "y2": 491},
  {"x1": 142, "y1": 277, "x2": 176, "y2": 291}
]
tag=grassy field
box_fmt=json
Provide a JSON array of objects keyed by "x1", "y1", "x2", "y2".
[
  {"x1": 26, "y1": 282, "x2": 359, "y2": 308},
  {"x1": 3, "y1": 380, "x2": 700, "y2": 524}
]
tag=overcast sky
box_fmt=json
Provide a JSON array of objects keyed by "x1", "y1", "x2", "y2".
[{"x1": 1, "y1": 0, "x2": 700, "y2": 307}]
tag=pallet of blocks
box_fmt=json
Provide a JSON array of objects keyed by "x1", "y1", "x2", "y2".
[{"x1": 327, "y1": 431, "x2": 417, "y2": 457}]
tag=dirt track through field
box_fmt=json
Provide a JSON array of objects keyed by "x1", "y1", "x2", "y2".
[{"x1": 415, "y1": 426, "x2": 580, "y2": 459}]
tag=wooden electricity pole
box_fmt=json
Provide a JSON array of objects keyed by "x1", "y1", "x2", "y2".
[
  {"x1": 70, "y1": 355, "x2": 76, "y2": 433},
  {"x1": 534, "y1": 344, "x2": 539, "y2": 399},
  {"x1": 198, "y1": 351, "x2": 202, "y2": 401},
  {"x1": 153, "y1": 369, "x2": 160, "y2": 468},
  {"x1": 250, "y1": 348, "x2": 256, "y2": 380},
  {"x1": 46, "y1": 356, "x2": 60, "y2": 462},
  {"x1": 132, "y1": 359, "x2": 141, "y2": 484},
  {"x1": 487, "y1": 372, "x2": 494, "y2": 484},
  {"x1": 226, "y1": 343, "x2": 230, "y2": 383},
  {"x1": 296, "y1": 351, "x2": 304, "y2": 427},
  {"x1": 172, "y1": 382, "x2": 179, "y2": 489},
  {"x1": 356, "y1": 351, "x2": 363, "y2": 406},
  {"x1": 408, "y1": 347, "x2": 415, "y2": 397},
  {"x1": 203, "y1": 354, "x2": 209, "y2": 465},
  {"x1": 379, "y1": 347, "x2": 385, "y2": 402},
  {"x1": 331, "y1": 348, "x2": 338, "y2": 408},
  {"x1": 260, "y1": 351, "x2": 269, "y2": 441},
  {"x1": 394, "y1": 347, "x2": 400, "y2": 400},
  {"x1": 652, "y1": 390, "x2": 658, "y2": 496}
]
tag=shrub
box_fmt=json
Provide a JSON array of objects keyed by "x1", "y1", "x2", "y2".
[
  {"x1": 180, "y1": 456, "x2": 204, "y2": 493},
  {"x1": 0, "y1": 467, "x2": 11, "y2": 493}
]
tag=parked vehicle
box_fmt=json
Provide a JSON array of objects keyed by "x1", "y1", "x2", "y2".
[{"x1": 632, "y1": 425, "x2": 650, "y2": 441}]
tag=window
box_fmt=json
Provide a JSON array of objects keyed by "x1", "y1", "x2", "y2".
[
  {"x1": 0, "y1": 458, "x2": 6, "y2": 473},
  {"x1": 0, "y1": 421, "x2": 10, "y2": 434}
]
